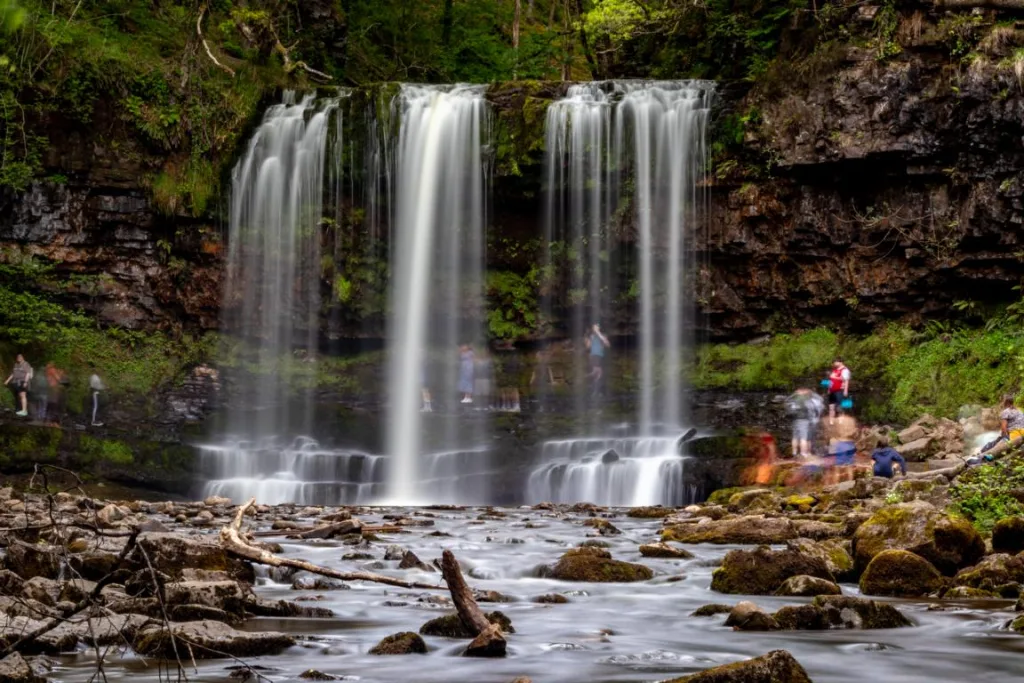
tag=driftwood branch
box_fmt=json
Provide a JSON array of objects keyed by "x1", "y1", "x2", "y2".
[
  {"x1": 219, "y1": 499, "x2": 441, "y2": 590},
  {"x1": 197, "y1": 4, "x2": 235, "y2": 77},
  {"x1": 439, "y1": 549, "x2": 506, "y2": 657}
]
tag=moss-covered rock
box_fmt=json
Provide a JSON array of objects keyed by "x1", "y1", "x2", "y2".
[
  {"x1": 711, "y1": 546, "x2": 834, "y2": 595},
  {"x1": 774, "y1": 575, "x2": 842, "y2": 597},
  {"x1": 784, "y1": 494, "x2": 818, "y2": 513},
  {"x1": 639, "y1": 543, "x2": 694, "y2": 559},
  {"x1": 773, "y1": 604, "x2": 828, "y2": 630},
  {"x1": 582, "y1": 518, "x2": 621, "y2": 535},
  {"x1": 724, "y1": 601, "x2": 779, "y2": 631},
  {"x1": 627, "y1": 506, "x2": 675, "y2": 519},
  {"x1": 727, "y1": 489, "x2": 779, "y2": 513},
  {"x1": 812, "y1": 595, "x2": 913, "y2": 629},
  {"x1": 662, "y1": 515, "x2": 796, "y2": 545},
  {"x1": 786, "y1": 538, "x2": 855, "y2": 582},
  {"x1": 663, "y1": 649, "x2": 812, "y2": 683},
  {"x1": 532, "y1": 593, "x2": 568, "y2": 604},
  {"x1": 691, "y1": 603, "x2": 732, "y2": 617},
  {"x1": 943, "y1": 586, "x2": 995, "y2": 598},
  {"x1": 852, "y1": 502, "x2": 985, "y2": 575},
  {"x1": 953, "y1": 553, "x2": 1024, "y2": 591},
  {"x1": 133, "y1": 621, "x2": 294, "y2": 659},
  {"x1": 369, "y1": 631, "x2": 427, "y2": 655},
  {"x1": 549, "y1": 547, "x2": 653, "y2": 583},
  {"x1": 859, "y1": 550, "x2": 943, "y2": 598},
  {"x1": 1011, "y1": 614, "x2": 1024, "y2": 633},
  {"x1": 992, "y1": 517, "x2": 1024, "y2": 555},
  {"x1": 419, "y1": 611, "x2": 514, "y2": 638}
]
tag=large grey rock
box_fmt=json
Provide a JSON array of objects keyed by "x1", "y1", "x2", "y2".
[
  {"x1": 0, "y1": 652, "x2": 44, "y2": 683},
  {"x1": 133, "y1": 620, "x2": 294, "y2": 659}
]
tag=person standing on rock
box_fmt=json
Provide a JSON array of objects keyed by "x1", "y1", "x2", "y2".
[
  {"x1": 871, "y1": 435, "x2": 906, "y2": 478},
  {"x1": 786, "y1": 387, "x2": 825, "y2": 458},
  {"x1": 4, "y1": 354, "x2": 32, "y2": 417},
  {"x1": 585, "y1": 323, "x2": 611, "y2": 397},
  {"x1": 1000, "y1": 394, "x2": 1024, "y2": 442},
  {"x1": 89, "y1": 365, "x2": 106, "y2": 426},
  {"x1": 458, "y1": 344, "x2": 475, "y2": 404},
  {"x1": 826, "y1": 357, "x2": 851, "y2": 423}
]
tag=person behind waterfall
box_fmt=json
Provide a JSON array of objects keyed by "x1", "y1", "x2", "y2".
[
  {"x1": 5, "y1": 354, "x2": 32, "y2": 417},
  {"x1": 458, "y1": 344, "x2": 475, "y2": 404},
  {"x1": 30, "y1": 365, "x2": 49, "y2": 422},
  {"x1": 474, "y1": 348, "x2": 493, "y2": 409},
  {"x1": 585, "y1": 323, "x2": 610, "y2": 396},
  {"x1": 46, "y1": 362, "x2": 68, "y2": 424},
  {"x1": 827, "y1": 357, "x2": 851, "y2": 422},
  {"x1": 420, "y1": 365, "x2": 432, "y2": 413},
  {"x1": 786, "y1": 387, "x2": 824, "y2": 458},
  {"x1": 496, "y1": 340, "x2": 521, "y2": 412},
  {"x1": 1000, "y1": 394, "x2": 1024, "y2": 442},
  {"x1": 89, "y1": 365, "x2": 106, "y2": 426}
]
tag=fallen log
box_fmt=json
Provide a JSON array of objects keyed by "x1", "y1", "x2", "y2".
[
  {"x1": 439, "y1": 549, "x2": 506, "y2": 657},
  {"x1": 219, "y1": 499, "x2": 441, "y2": 591}
]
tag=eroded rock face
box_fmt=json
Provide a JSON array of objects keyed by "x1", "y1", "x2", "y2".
[{"x1": 663, "y1": 649, "x2": 812, "y2": 683}]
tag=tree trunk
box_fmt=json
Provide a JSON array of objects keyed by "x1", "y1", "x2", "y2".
[
  {"x1": 575, "y1": 0, "x2": 598, "y2": 79},
  {"x1": 513, "y1": 0, "x2": 521, "y2": 78},
  {"x1": 439, "y1": 550, "x2": 491, "y2": 634}
]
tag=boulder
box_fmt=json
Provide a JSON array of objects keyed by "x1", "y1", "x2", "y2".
[
  {"x1": 369, "y1": 631, "x2": 427, "y2": 655},
  {"x1": 96, "y1": 504, "x2": 127, "y2": 528},
  {"x1": 787, "y1": 539, "x2": 855, "y2": 581},
  {"x1": 419, "y1": 611, "x2": 514, "y2": 638},
  {"x1": 295, "y1": 519, "x2": 362, "y2": 540},
  {"x1": 663, "y1": 650, "x2": 812, "y2": 683},
  {"x1": 992, "y1": 517, "x2": 1024, "y2": 555},
  {"x1": 0, "y1": 652, "x2": 44, "y2": 683},
  {"x1": 953, "y1": 553, "x2": 1024, "y2": 591},
  {"x1": 662, "y1": 515, "x2": 796, "y2": 545},
  {"x1": 532, "y1": 594, "x2": 568, "y2": 604},
  {"x1": 773, "y1": 605, "x2": 829, "y2": 630},
  {"x1": 627, "y1": 506, "x2": 675, "y2": 518},
  {"x1": 851, "y1": 502, "x2": 985, "y2": 574},
  {"x1": 134, "y1": 533, "x2": 255, "y2": 582},
  {"x1": 898, "y1": 425, "x2": 928, "y2": 444},
  {"x1": 0, "y1": 615, "x2": 78, "y2": 654},
  {"x1": 164, "y1": 581, "x2": 252, "y2": 616},
  {"x1": 691, "y1": 603, "x2": 732, "y2": 617},
  {"x1": 860, "y1": 550, "x2": 943, "y2": 598},
  {"x1": 133, "y1": 620, "x2": 294, "y2": 659},
  {"x1": 463, "y1": 623, "x2": 507, "y2": 657},
  {"x1": 638, "y1": 543, "x2": 694, "y2": 559},
  {"x1": 943, "y1": 586, "x2": 995, "y2": 598},
  {"x1": 896, "y1": 438, "x2": 933, "y2": 461},
  {"x1": 711, "y1": 546, "x2": 834, "y2": 595},
  {"x1": 549, "y1": 547, "x2": 653, "y2": 583},
  {"x1": 299, "y1": 670, "x2": 338, "y2": 681},
  {"x1": 812, "y1": 596, "x2": 913, "y2": 629},
  {"x1": 774, "y1": 575, "x2": 842, "y2": 597},
  {"x1": 4, "y1": 544, "x2": 60, "y2": 580},
  {"x1": 203, "y1": 496, "x2": 232, "y2": 507},
  {"x1": 398, "y1": 551, "x2": 431, "y2": 571},
  {"x1": 726, "y1": 489, "x2": 779, "y2": 513},
  {"x1": 582, "y1": 518, "x2": 621, "y2": 535},
  {"x1": 724, "y1": 601, "x2": 779, "y2": 631},
  {"x1": 792, "y1": 520, "x2": 843, "y2": 540}
]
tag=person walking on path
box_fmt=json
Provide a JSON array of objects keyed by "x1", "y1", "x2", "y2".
[
  {"x1": 474, "y1": 348, "x2": 493, "y2": 409},
  {"x1": 45, "y1": 362, "x2": 68, "y2": 424},
  {"x1": 584, "y1": 323, "x2": 611, "y2": 396},
  {"x1": 458, "y1": 344, "x2": 475, "y2": 404},
  {"x1": 495, "y1": 340, "x2": 522, "y2": 412},
  {"x1": 5, "y1": 354, "x2": 32, "y2": 417},
  {"x1": 786, "y1": 387, "x2": 825, "y2": 458},
  {"x1": 30, "y1": 367, "x2": 49, "y2": 422},
  {"x1": 871, "y1": 435, "x2": 906, "y2": 478},
  {"x1": 1000, "y1": 394, "x2": 1024, "y2": 442},
  {"x1": 826, "y1": 357, "x2": 851, "y2": 422},
  {"x1": 89, "y1": 366, "x2": 106, "y2": 426}
]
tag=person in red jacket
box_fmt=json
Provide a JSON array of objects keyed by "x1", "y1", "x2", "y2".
[{"x1": 827, "y1": 357, "x2": 851, "y2": 423}]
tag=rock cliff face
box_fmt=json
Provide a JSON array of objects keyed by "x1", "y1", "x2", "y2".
[{"x1": 3, "y1": 6, "x2": 1024, "y2": 342}]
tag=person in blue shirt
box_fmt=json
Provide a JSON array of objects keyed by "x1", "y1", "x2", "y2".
[
  {"x1": 871, "y1": 435, "x2": 906, "y2": 478},
  {"x1": 585, "y1": 323, "x2": 610, "y2": 397}
]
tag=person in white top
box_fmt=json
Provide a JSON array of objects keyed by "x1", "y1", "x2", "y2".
[{"x1": 89, "y1": 367, "x2": 105, "y2": 426}]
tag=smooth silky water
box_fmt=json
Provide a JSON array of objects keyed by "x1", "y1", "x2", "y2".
[{"x1": 52, "y1": 507, "x2": 1024, "y2": 682}]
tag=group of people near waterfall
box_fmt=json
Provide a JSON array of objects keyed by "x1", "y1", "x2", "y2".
[
  {"x1": 4, "y1": 353, "x2": 106, "y2": 426},
  {"x1": 420, "y1": 323, "x2": 610, "y2": 413},
  {"x1": 783, "y1": 358, "x2": 906, "y2": 481}
]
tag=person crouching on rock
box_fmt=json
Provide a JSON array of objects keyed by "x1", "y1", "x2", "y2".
[
  {"x1": 1000, "y1": 394, "x2": 1024, "y2": 443},
  {"x1": 871, "y1": 435, "x2": 906, "y2": 479}
]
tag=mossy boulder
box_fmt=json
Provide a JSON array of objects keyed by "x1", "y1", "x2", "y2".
[
  {"x1": 662, "y1": 515, "x2": 796, "y2": 545},
  {"x1": 1011, "y1": 614, "x2": 1024, "y2": 633},
  {"x1": 774, "y1": 575, "x2": 842, "y2": 597},
  {"x1": 787, "y1": 538, "x2": 855, "y2": 582},
  {"x1": 784, "y1": 494, "x2": 818, "y2": 513},
  {"x1": 627, "y1": 506, "x2": 675, "y2": 518},
  {"x1": 992, "y1": 517, "x2": 1024, "y2": 555},
  {"x1": 582, "y1": 518, "x2": 621, "y2": 535},
  {"x1": 953, "y1": 553, "x2": 1024, "y2": 591},
  {"x1": 133, "y1": 621, "x2": 294, "y2": 659},
  {"x1": 859, "y1": 550, "x2": 943, "y2": 598},
  {"x1": 723, "y1": 601, "x2": 779, "y2": 631},
  {"x1": 369, "y1": 632, "x2": 427, "y2": 655},
  {"x1": 943, "y1": 586, "x2": 995, "y2": 598},
  {"x1": 691, "y1": 603, "x2": 732, "y2": 617},
  {"x1": 773, "y1": 604, "x2": 828, "y2": 630},
  {"x1": 812, "y1": 595, "x2": 913, "y2": 629},
  {"x1": 726, "y1": 489, "x2": 779, "y2": 513},
  {"x1": 663, "y1": 649, "x2": 812, "y2": 683},
  {"x1": 851, "y1": 502, "x2": 985, "y2": 575},
  {"x1": 639, "y1": 543, "x2": 694, "y2": 559},
  {"x1": 419, "y1": 611, "x2": 514, "y2": 638},
  {"x1": 711, "y1": 546, "x2": 834, "y2": 595},
  {"x1": 549, "y1": 547, "x2": 653, "y2": 583}
]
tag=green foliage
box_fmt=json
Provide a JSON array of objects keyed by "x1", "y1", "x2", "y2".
[
  {"x1": 695, "y1": 328, "x2": 838, "y2": 390},
  {"x1": 487, "y1": 270, "x2": 538, "y2": 339},
  {"x1": 872, "y1": 1, "x2": 902, "y2": 61},
  {"x1": 950, "y1": 454, "x2": 1024, "y2": 533},
  {"x1": 79, "y1": 435, "x2": 134, "y2": 467}
]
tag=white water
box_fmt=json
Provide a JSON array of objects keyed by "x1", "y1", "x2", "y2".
[
  {"x1": 384, "y1": 84, "x2": 490, "y2": 504},
  {"x1": 531, "y1": 81, "x2": 712, "y2": 506}
]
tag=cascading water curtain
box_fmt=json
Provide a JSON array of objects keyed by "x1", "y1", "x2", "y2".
[
  {"x1": 223, "y1": 91, "x2": 338, "y2": 439},
  {"x1": 384, "y1": 84, "x2": 491, "y2": 504}
]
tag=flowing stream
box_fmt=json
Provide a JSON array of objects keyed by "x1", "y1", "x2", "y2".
[{"x1": 54, "y1": 507, "x2": 1024, "y2": 682}]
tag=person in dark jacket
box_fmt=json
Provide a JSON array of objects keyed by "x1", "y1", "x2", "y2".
[{"x1": 871, "y1": 435, "x2": 906, "y2": 478}]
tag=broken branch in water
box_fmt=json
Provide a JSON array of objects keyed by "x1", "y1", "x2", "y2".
[
  {"x1": 439, "y1": 549, "x2": 507, "y2": 657},
  {"x1": 219, "y1": 498, "x2": 442, "y2": 590}
]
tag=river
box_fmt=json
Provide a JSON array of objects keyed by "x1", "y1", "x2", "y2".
[{"x1": 54, "y1": 506, "x2": 1024, "y2": 682}]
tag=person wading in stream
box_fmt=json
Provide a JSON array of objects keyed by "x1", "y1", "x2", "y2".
[{"x1": 5, "y1": 354, "x2": 32, "y2": 417}]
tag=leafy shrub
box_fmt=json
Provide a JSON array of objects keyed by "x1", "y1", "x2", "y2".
[{"x1": 950, "y1": 454, "x2": 1024, "y2": 533}]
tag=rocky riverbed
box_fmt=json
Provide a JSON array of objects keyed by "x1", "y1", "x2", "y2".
[{"x1": 1, "y1": 467, "x2": 1024, "y2": 683}]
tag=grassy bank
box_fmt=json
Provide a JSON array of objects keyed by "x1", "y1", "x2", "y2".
[{"x1": 695, "y1": 324, "x2": 1022, "y2": 424}]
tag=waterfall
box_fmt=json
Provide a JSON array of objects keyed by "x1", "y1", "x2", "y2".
[
  {"x1": 529, "y1": 80, "x2": 713, "y2": 506},
  {"x1": 384, "y1": 84, "x2": 491, "y2": 504}
]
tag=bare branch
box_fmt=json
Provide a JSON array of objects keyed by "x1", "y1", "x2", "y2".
[{"x1": 197, "y1": 5, "x2": 235, "y2": 77}]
